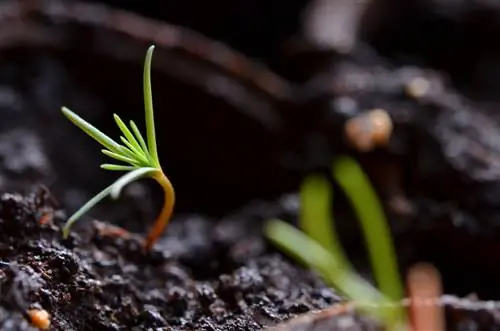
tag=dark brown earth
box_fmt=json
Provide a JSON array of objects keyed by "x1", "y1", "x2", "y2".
[
  {"x1": 2, "y1": 0, "x2": 500, "y2": 330},
  {"x1": 0, "y1": 188, "x2": 341, "y2": 330}
]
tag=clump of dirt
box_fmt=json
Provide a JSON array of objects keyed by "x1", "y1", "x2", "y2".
[
  {"x1": 0, "y1": 188, "x2": 340, "y2": 330},
  {"x1": 3, "y1": 188, "x2": 500, "y2": 331}
]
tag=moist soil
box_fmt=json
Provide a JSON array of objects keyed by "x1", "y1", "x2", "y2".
[
  {"x1": 3, "y1": 0, "x2": 500, "y2": 330},
  {"x1": 0, "y1": 189, "x2": 341, "y2": 330}
]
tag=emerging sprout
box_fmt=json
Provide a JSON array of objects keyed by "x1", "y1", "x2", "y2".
[
  {"x1": 60, "y1": 45, "x2": 175, "y2": 250},
  {"x1": 264, "y1": 156, "x2": 405, "y2": 330}
]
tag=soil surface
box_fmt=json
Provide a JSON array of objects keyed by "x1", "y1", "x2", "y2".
[
  {"x1": 0, "y1": 189, "x2": 341, "y2": 330},
  {"x1": 2, "y1": 0, "x2": 500, "y2": 330}
]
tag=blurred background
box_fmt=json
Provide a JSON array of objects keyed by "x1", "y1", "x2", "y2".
[{"x1": 2, "y1": 0, "x2": 500, "y2": 298}]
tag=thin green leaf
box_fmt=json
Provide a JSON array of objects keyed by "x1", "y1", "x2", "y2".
[
  {"x1": 298, "y1": 173, "x2": 404, "y2": 329},
  {"x1": 300, "y1": 175, "x2": 337, "y2": 256},
  {"x1": 101, "y1": 164, "x2": 136, "y2": 171},
  {"x1": 61, "y1": 106, "x2": 122, "y2": 153},
  {"x1": 110, "y1": 167, "x2": 157, "y2": 199},
  {"x1": 62, "y1": 183, "x2": 114, "y2": 238},
  {"x1": 130, "y1": 120, "x2": 151, "y2": 160},
  {"x1": 143, "y1": 45, "x2": 160, "y2": 168},
  {"x1": 101, "y1": 149, "x2": 140, "y2": 166},
  {"x1": 299, "y1": 173, "x2": 360, "y2": 281},
  {"x1": 264, "y1": 219, "x2": 383, "y2": 305},
  {"x1": 117, "y1": 145, "x2": 143, "y2": 162},
  {"x1": 332, "y1": 156, "x2": 405, "y2": 327},
  {"x1": 119, "y1": 137, "x2": 148, "y2": 164},
  {"x1": 114, "y1": 114, "x2": 146, "y2": 158}
]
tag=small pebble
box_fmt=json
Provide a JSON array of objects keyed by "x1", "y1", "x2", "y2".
[
  {"x1": 344, "y1": 108, "x2": 393, "y2": 152},
  {"x1": 405, "y1": 77, "x2": 431, "y2": 98},
  {"x1": 27, "y1": 308, "x2": 50, "y2": 330}
]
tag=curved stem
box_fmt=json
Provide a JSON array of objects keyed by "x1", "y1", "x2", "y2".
[{"x1": 144, "y1": 171, "x2": 175, "y2": 250}]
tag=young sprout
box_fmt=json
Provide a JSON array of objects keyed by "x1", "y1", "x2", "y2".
[
  {"x1": 60, "y1": 45, "x2": 175, "y2": 250},
  {"x1": 264, "y1": 156, "x2": 406, "y2": 330},
  {"x1": 407, "y1": 263, "x2": 444, "y2": 331}
]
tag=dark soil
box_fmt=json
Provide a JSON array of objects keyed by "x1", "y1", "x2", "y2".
[
  {"x1": 3, "y1": 0, "x2": 500, "y2": 330},
  {"x1": 0, "y1": 189, "x2": 341, "y2": 330}
]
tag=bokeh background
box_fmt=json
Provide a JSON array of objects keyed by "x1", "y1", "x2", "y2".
[{"x1": 2, "y1": 0, "x2": 500, "y2": 300}]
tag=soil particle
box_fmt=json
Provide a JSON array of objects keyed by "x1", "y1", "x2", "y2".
[{"x1": 0, "y1": 189, "x2": 339, "y2": 330}]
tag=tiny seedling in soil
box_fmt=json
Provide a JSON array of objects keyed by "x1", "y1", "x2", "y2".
[
  {"x1": 60, "y1": 45, "x2": 175, "y2": 250},
  {"x1": 265, "y1": 262, "x2": 445, "y2": 331},
  {"x1": 264, "y1": 156, "x2": 406, "y2": 330}
]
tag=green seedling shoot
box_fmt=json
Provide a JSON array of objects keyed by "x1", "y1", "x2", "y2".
[
  {"x1": 60, "y1": 45, "x2": 175, "y2": 250},
  {"x1": 264, "y1": 156, "x2": 406, "y2": 330}
]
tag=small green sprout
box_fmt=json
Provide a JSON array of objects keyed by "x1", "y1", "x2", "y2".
[
  {"x1": 264, "y1": 156, "x2": 406, "y2": 330},
  {"x1": 60, "y1": 45, "x2": 175, "y2": 250}
]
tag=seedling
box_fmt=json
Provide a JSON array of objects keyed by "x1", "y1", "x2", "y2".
[
  {"x1": 60, "y1": 45, "x2": 175, "y2": 250},
  {"x1": 264, "y1": 262, "x2": 444, "y2": 331},
  {"x1": 264, "y1": 156, "x2": 406, "y2": 330}
]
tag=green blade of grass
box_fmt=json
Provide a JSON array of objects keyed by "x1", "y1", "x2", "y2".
[
  {"x1": 62, "y1": 183, "x2": 115, "y2": 238},
  {"x1": 300, "y1": 174, "x2": 349, "y2": 268},
  {"x1": 110, "y1": 167, "x2": 157, "y2": 199},
  {"x1": 101, "y1": 164, "x2": 136, "y2": 171},
  {"x1": 332, "y1": 156, "x2": 403, "y2": 302},
  {"x1": 264, "y1": 219, "x2": 383, "y2": 304},
  {"x1": 143, "y1": 45, "x2": 160, "y2": 168},
  {"x1": 61, "y1": 106, "x2": 123, "y2": 153}
]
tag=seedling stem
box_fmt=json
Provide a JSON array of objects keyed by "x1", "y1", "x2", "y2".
[{"x1": 60, "y1": 45, "x2": 175, "y2": 250}]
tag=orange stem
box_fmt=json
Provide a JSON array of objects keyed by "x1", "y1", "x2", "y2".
[{"x1": 144, "y1": 171, "x2": 175, "y2": 250}]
